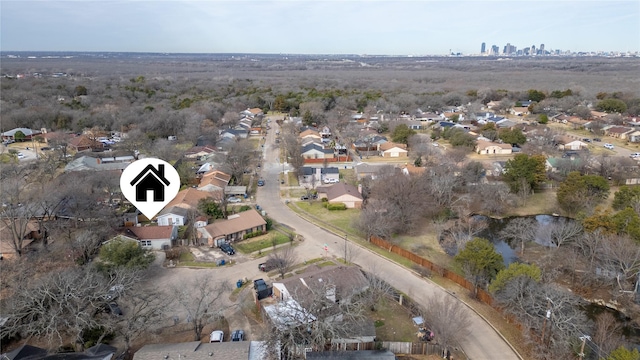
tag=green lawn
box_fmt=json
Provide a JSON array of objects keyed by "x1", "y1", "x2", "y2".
[
  {"x1": 370, "y1": 297, "x2": 418, "y2": 342},
  {"x1": 293, "y1": 201, "x2": 360, "y2": 236},
  {"x1": 234, "y1": 233, "x2": 291, "y2": 253}
]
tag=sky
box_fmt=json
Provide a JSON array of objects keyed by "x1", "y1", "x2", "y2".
[{"x1": 1, "y1": 0, "x2": 639, "y2": 55}]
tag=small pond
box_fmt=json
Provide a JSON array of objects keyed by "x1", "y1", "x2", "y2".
[{"x1": 473, "y1": 214, "x2": 576, "y2": 265}]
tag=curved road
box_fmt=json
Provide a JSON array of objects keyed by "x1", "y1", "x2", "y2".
[{"x1": 255, "y1": 120, "x2": 521, "y2": 360}]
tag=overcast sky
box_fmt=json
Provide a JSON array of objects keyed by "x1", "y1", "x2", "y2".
[{"x1": 1, "y1": 0, "x2": 638, "y2": 55}]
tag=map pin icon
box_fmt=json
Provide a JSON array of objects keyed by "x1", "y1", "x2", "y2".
[{"x1": 120, "y1": 158, "x2": 181, "y2": 220}]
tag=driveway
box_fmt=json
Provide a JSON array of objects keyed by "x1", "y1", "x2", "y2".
[{"x1": 254, "y1": 117, "x2": 521, "y2": 360}]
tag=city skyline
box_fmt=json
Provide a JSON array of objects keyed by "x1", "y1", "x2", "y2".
[{"x1": 1, "y1": 1, "x2": 639, "y2": 55}]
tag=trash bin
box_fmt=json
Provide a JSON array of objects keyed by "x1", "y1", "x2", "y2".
[
  {"x1": 217, "y1": 259, "x2": 225, "y2": 266},
  {"x1": 236, "y1": 280, "x2": 243, "y2": 288}
]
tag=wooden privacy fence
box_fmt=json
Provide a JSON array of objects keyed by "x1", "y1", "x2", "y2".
[
  {"x1": 369, "y1": 236, "x2": 494, "y2": 306},
  {"x1": 330, "y1": 342, "x2": 444, "y2": 356}
]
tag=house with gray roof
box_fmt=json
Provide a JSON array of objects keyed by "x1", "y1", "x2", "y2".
[{"x1": 133, "y1": 341, "x2": 253, "y2": 360}]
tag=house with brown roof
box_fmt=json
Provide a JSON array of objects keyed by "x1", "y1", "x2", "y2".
[
  {"x1": 378, "y1": 142, "x2": 408, "y2": 158},
  {"x1": 299, "y1": 129, "x2": 322, "y2": 140},
  {"x1": 400, "y1": 163, "x2": 426, "y2": 176},
  {"x1": 317, "y1": 183, "x2": 363, "y2": 208},
  {"x1": 198, "y1": 170, "x2": 232, "y2": 193},
  {"x1": 67, "y1": 135, "x2": 103, "y2": 152},
  {"x1": 0, "y1": 221, "x2": 41, "y2": 259},
  {"x1": 606, "y1": 126, "x2": 635, "y2": 139},
  {"x1": 120, "y1": 225, "x2": 178, "y2": 250},
  {"x1": 475, "y1": 140, "x2": 513, "y2": 155},
  {"x1": 164, "y1": 187, "x2": 211, "y2": 210},
  {"x1": 184, "y1": 145, "x2": 216, "y2": 159},
  {"x1": 198, "y1": 209, "x2": 266, "y2": 247}
]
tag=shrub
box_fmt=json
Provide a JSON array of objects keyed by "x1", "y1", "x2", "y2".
[
  {"x1": 326, "y1": 203, "x2": 347, "y2": 211},
  {"x1": 243, "y1": 231, "x2": 264, "y2": 240}
]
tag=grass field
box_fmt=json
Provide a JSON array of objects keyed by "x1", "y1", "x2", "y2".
[{"x1": 234, "y1": 233, "x2": 291, "y2": 253}]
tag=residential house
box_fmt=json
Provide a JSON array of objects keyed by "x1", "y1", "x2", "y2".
[
  {"x1": 1, "y1": 127, "x2": 41, "y2": 141},
  {"x1": 415, "y1": 112, "x2": 441, "y2": 122},
  {"x1": 120, "y1": 225, "x2": 178, "y2": 250},
  {"x1": 184, "y1": 145, "x2": 216, "y2": 159},
  {"x1": 300, "y1": 166, "x2": 340, "y2": 184},
  {"x1": 164, "y1": 187, "x2": 211, "y2": 211},
  {"x1": 64, "y1": 154, "x2": 136, "y2": 172},
  {"x1": 198, "y1": 209, "x2": 266, "y2": 247},
  {"x1": 510, "y1": 107, "x2": 530, "y2": 116},
  {"x1": 404, "y1": 120, "x2": 423, "y2": 130},
  {"x1": 320, "y1": 126, "x2": 332, "y2": 138},
  {"x1": 67, "y1": 135, "x2": 103, "y2": 152},
  {"x1": 378, "y1": 142, "x2": 408, "y2": 158},
  {"x1": 123, "y1": 212, "x2": 139, "y2": 227},
  {"x1": 157, "y1": 206, "x2": 189, "y2": 226},
  {"x1": 301, "y1": 136, "x2": 324, "y2": 147},
  {"x1": 133, "y1": 341, "x2": 253, "y2": 360},
  {"x1": 300, "y1": 129, "x2": 322, "y2": 141},
  {"x1": 475, "y1": 140, "x2": 513, "y2": 155},
  {"x1": 220, "y1": 128, "x2": 248, "y2": 140},
  {"x1": 545, "y1": 156, "x2": 585, "y2": 173},
  {"x1": 606, "y1": 126, "x2": 635, "y2": 140},
  {"x1": 239, "y1": 107, "x2": 264, "y2": 118},
  {"x1": 554, "y1": 136, "x2": 588, "y2": 150},
  {"x1": 629, "y1": 130, "x2": 640, "y2": 143},
  {"x1": 3, "y1": 343, "x2": 117, "y2": 360},
  {"x1": 0, "y1": 221, "x2": 41, "y2": 260},
  {"x1": 265, "y1": 266, "x2": 373, "y2": 344},
  {"x1": 354, "y1": 163, "x2": 386, "y2": 180},
  {"x1": 317, "y1": 183, "x2": 363, "y2": 208},
  {"x1": 302, "y1": 143, "x2": 334, "y2": 160},
  {"x1": 198, "y1": 170, "x2": 232, "y2": 193}
]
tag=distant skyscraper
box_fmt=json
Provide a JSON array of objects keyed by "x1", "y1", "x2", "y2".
[
  {"x1": 491, "y1": 45, "x2": 499, "y2": 56},
  {"x1": 481, "y1": 42, "x2": 486, "y2": 54},
  {"x1": 540, "y1": 43, "x2": 545, "y2": 55},
  {"x1": 531, "y1": 45, "x2": 536, "y2": 55}
]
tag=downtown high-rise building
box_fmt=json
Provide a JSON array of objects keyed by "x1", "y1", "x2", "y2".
[{"x1": 481, "y1": 42, "x2": 486, "y2": 54}]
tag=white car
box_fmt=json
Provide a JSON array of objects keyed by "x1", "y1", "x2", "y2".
[
  {"x1": 604, "y1": 143, "x2": 614, "y2": 150},
  {"x1": 630, "y1": 153, "x2": 640, "y2": 159},
  {"x1": 323, "y1": 178, "x2": 339, "y2": 184},
  {"x1": 210, "y1": 330, "x2": 224, "y2": 343},
  {"x1": 17, "y1": 152, "x2": 25, "y2": 159},
  {"x1": 227, "y1": 196, "x2": 242, "y2": 203}
]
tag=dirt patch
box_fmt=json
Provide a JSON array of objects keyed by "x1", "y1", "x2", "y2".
[{"x1": 370, "y1": 298, "x2": 421, "y2": 342}]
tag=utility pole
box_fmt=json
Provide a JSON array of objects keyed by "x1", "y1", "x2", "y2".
[
  {"x1": 578, "y1": 335, "x2": 591, "y2": 359},
  {"x1": 344, "y1": 234, "x2": 348, "y2": 265}
]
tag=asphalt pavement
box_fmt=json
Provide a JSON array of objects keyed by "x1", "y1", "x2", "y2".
[{"x1": 254, "y1": 117, "x2": 522, "y2": 360}]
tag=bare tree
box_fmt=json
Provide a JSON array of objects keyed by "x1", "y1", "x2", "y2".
[
  {"x1": 592, "y1": 312, "x2": 624, "y2": 358},
  {"x1": 1, "y1": 266, "x2": 140, "y2": 350},
  {"x1": 174, "y1": 277, "x2": 231, "y2": 341},
  {"x1": 221, "y1": 139, "x2": 255, "y2": 184},
  {"x1": 361, "y1": 266, "x2": 394, "y2": 311},
  {"x1": 419, "y1": 292, "x2": 471, "y2": 354},
  {"x1": 268, "y1": 245, "x2": 298, "y2": 279},
  {"x1": 116, "y1": 288, "x2": 174, "y2": 352},
  {"x1": 599, "y1": 235, "x2": 640, "y2": 292},
  {"x1": 537, "y1": 218, "x2": 583, "y2": 248},
  {"x1": 499, "y1": 217, "x2": 537, "y2": 256}
]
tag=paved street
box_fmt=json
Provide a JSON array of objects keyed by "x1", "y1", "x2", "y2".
[{"x1": 254, "y1": 118, "x2": 522, "y2": 360}]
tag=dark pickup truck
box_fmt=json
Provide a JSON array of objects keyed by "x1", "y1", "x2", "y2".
[
  {"x1": 253, "y1": 278, "x2": 272, "y2": 300},
  {"x1": 259, "y1": 258, "x2": 284, "y2": 272}
]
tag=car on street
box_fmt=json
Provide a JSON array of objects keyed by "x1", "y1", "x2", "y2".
[
  {"x1": 227, "y1": 196, "x2": 242, "y2": 203},
  {"x1": 210, "y1": 330, "x2": 224, "y2": 343},
  {"x1": 582, "y1": 138, "x2": 592, "y2": 143},
  {"x1": 257, "y1": 179, "x2": 265, "y2": 186},
  {"x1": 604, "y1": 143, "x2": 614, "y2": 149},
  {"x1": 592, "y1": 138, "x2": 602, "y2": 142},
  {"x1": 630, "y1": 153, "x2": 640, "y2": 159},
  {"x1": 219, "y1": 242, "x2": 235, "y2": 255},
  {"x1": 17, "y1": 152, "x2": 25, "y2": 159},
  {"x1": 231, "y1": 330, "x2": 245, "y2": 342}
]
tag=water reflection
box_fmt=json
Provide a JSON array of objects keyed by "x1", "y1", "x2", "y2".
[{"x1": 474, "y1": 214, "x2": 576, "y2": 265}]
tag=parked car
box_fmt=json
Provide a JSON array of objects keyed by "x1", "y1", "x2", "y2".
[
  {"x1": 582, "y1": 138, "x2": 592, "y2": 143},
  {"x1": 630, "y1": 153, "x2": 640, "y2": 159},
  {"x1": 106, "y1": 302, "x2": 123, "y2": 316},
  {"x1": 219, "y1": 243, "x2": 235, "y2": 255},
  {"x1": 231, "y1": 330, "x2": 245, "y2": 342},
  {"x1": 259, "y1": 258, "x2": 286, "y2": 272},
  {"x1": 592, "y1": 138, "x2": 602, "y2": 142},
  {"x1": 17, "y1": 152, "x2": 25, "y2": 159},
  {"x1": 604, "y1": 143, "x2": 614, "y2": 149},
  {"x1": 257, "y1": 179, "x2": 265, "y2": 186},
  {"x1": 562, "y1": 151, "x2": 579, "y2": 158},
  {"x1": 210, "y1": 330, "x2": 224, "y2": 343},
  {"x1": 227, "y1": 196, "x2": 242, "y2": 203},
  {"x1": 300, "y1": 195, "x2": 309, "y2": 200},
  {"x1": 323, "y1": 178, "x2": 339, "y2": 184},
  {"x1": 253, "y1": 279, "x2": 267, "y2": 292}
]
